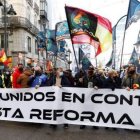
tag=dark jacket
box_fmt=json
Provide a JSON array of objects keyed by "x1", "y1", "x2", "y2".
[
  {"x1": 104, "y1": 77, "x2": 121, "y2": 90},
  {"x1": 0, "y1": 75, "x2": 3, "y2": 88},
  {"x1": 50, "y1": 75, "x2": 71, "y2": 87},
  {"x1": 4, "y1": 74, "x2": 12, "y2": 88}
]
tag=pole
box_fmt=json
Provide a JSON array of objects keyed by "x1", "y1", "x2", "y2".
[
  {"x1": 69, "y1": 51, "x2": 70, "y2": 69},
  {"x1": 113, "y1": 15, "x2": 127, "y2": 70},
  {"x1": 38, "y1": 49, "x2": 40, "y2": 65},
  {"x1": 119, "y1": 0, "x2": 132, "y2": 71},
  {"x1": 94, "y1": 47, "x2": 98, "y2": 67},
  {"x1": 78, "y1": 45, "x2": 81, "y2": 65},
  {"x1": 113, "y1": 40, "x2": 116, "y2": 69},
  {"x1": 3, "y1": 0, "x2": 7, "y2": 56},
  {"x1": 65, "y1": 6, "x2": 79, "y2": 71}
]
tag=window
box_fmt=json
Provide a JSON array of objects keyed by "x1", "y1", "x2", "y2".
[
  {"x1": 40, "y1": 0, "x2": 47, "y2": 11},
  {"x1": 0, "y1": 34, "x2": 4, "y2": 48},
  {"x1": 27, "y1": 37, "x2": 31, "y2": 52},
  {"x1": 26, "y1": 0, "x2": 33, "y2": 7},
  {"x1": 34, "y1": 2, "x2": 39, "y2": 15},
  {"x1": 35, "y1": 40, "x2": 38, "y2": 54},
  {"x1": 0, "y1": 34, "x2": 8, "y2": 49}
]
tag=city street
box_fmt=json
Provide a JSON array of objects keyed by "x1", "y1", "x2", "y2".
[
  {"x1": 0, "y1": 0, "x2": 140, "y2": 139},
  {"x1": 0, "y1": 120, "x2": 140, "y2": 140}
]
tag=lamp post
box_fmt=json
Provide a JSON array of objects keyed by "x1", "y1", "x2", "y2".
[{"x1": 0, "y1": 0, "x2": 16, "y2": 56}]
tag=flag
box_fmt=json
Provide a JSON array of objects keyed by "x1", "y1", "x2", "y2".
[
  {"x1": 79, "y1": 48, "x2": 92, "y2": 70},
  {"x1": 46, "y1": 29, "x2": 55, "y2": 41},
  {"x1": 57, "y1": 40, "x2": 67, "y2": 60},
  {"x1": 3, "y1": 56, "x2": 12, "y2": 66},
  {"x1": 128, "y1": 47, "x2": 139, "y2": 65},
  {"x1": 0, "y1": 49, "x2": 7, "y2": 63},
  {"x1": 47, "y1": 39, "x2": 58, "y2": 56},
  {"x1": 106, "y1": 26, "x2": 117, "y2": 68},
  {"x1": 125, "y1": 0, "x2": 140, "y2": 29},
  {"x1": 105, "y1": 50, "x2": 113, "y2": 67},
  {"x1": 37, "y1": 32, "x2": 46, "y2": 49},
  {"x1": 112, "y1": 25, "x2": 116, "y2": 42},
  {"x1": 59, "y1": 40, "x2": 67, "y2": 52},
  {"x1": 58, "y1": 40, "x2": 67, "y2": 61},
  {"x1": 134, "y1": 30, "x2": 140, "y2": 45},
  {"x1": 65, "y1": 6, "x2": 112, "y2": 56},
  {"x1": 55, "y1": 21, "x2": 70, "y2": 41},
  {"x1": 46, "y1": 29, "x2": 58, "y2": 55}
]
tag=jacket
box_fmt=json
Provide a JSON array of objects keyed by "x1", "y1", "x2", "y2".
[
  {"x1": 50, "y1": 75, "x2": 71, "y2": 87},
  {"x1": 12, "y1": 68, "x2": 23, "y2": 88},
  {"x1": 29, "y1": 74, "x2": 48, "y2": 87},
  {"x1": 122, "y1": 74, "x2": 140, "y2": 89},
  {"x1": 17, "y1": 70, "x2": 33, "y2": 88}
]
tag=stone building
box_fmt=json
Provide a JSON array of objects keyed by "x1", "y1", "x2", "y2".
[{"x1": 0, "y1": 0, "x2": 49, "y2": 67}]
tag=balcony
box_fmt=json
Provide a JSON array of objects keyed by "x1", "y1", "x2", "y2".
[
  {"x1": 34, "y1": 2, "x2": 39, "y2": 15},
  {"x1": 0, "y1": 16, "x2": 39, "y2": 35},
  {"x1": 26, "y1": 0, "x2": 33, "y2": 7},
  {"x1": 40, "y1": 10, "x2": 48, "y2": 19}
]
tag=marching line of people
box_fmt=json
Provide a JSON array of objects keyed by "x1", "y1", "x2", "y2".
[{"x1": 0, "y1": 63, "x2": 140, "y2": 130}]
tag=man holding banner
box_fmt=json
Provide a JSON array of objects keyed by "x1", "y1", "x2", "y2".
[{"x1": 122, "y1": 65, "x2": 140, "y2": 90}]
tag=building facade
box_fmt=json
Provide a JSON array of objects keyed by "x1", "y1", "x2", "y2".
[{"x1": 0, "y1": 0, "x2": 49, "y2": 68}]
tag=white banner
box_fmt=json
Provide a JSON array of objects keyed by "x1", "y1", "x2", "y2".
[{"x1": 0, "y1": 87, "x2": 140, "y2": 130}]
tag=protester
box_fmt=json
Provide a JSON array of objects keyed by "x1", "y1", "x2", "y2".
[
  {"x1": 83, "y1": 67, "x2": 100, "y2": 89},
  {"x1": 95, "y1": 69, "x2": 106, "y2": 88},
  {"x1": 75, "y1": 69, "x2": 87, "y2": 87},
  {"x1": 17, "y1": 67, "x2": 33, "y2": 88},
  {"x1": 45, "y1": 68, "x2": 56, "y2": 86},
  {"x1": 0, "y1": 71, "x2": 4, "y2": 88},
  {"x1": 50, "y1": 68, "x2": 71, "y2": 87},
  {"x1": 64, "y1": 69, "x2": 75, "y2": 87},
  {"x1": 75, "y1": 66, "x2": 99, "y2": 129},
  {"x1": 104, "y1": 70, "x2": 121, "y2": 91},
  {"x1": 49, "y1": 68, "x2": 71, "y2": 129},
  {"x1": 122, "y1": 65, "x2": 140, "y2": 90},
  {"x1": 114, "y1": 71, "x2": 122, "y2": 88},
  {"x1": 28, "y1": 66, "x2": 48, "y2": 88},
  {"x1": 12, "y1": 63, "x2": 24, "y2": 88},
  {"x1": 3, "y1": 70, "x2": 12, "y2": 88}
]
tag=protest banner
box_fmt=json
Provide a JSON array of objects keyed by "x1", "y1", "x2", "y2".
[{"x1": 0, "y1": 87, "x2": 140, "y2": 130}]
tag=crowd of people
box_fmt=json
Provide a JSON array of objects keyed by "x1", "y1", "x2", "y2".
[
  {"x1": 0, "y1": 63, "x2": 140, "y2": 90},
  {"x1": 0, "y1": 63, "x2": 140, "y2": 129}
]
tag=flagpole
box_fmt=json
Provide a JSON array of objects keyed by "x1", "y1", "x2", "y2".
[
  {"x1": 119, "y1": 0, "x2": 131, "y2": 71},
  {"x1": 54, "y1": 41, "x2": 58, "y2": 68},
  {"x1": 94, "y1": 47, "x2": 98, "y2": 67},
  {"x1": 79, "y1": 45, "x2": 81, "y2": 65},
  {"x1": 65, "y1": 5, "x2": 79, "y2": 71},
  {"x1": 112, "y1": 15, "x2": 127, "y2": 69}
]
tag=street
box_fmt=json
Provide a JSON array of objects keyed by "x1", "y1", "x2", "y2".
[{"x1": 0, "y1": 121, "x2": 140, "y2": 140}]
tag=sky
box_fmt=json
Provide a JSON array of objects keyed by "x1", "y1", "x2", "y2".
[
  {"x1": 47, "y1": 0, "x2": 140, "y2": 69},
  {"x1": 48, "y1": 0, "x2": 129, "y2": 28}
]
